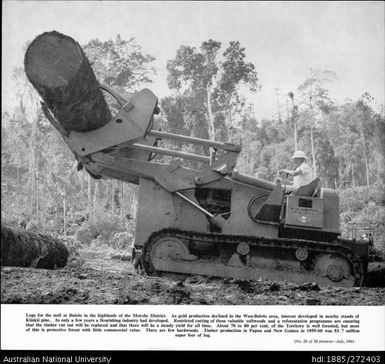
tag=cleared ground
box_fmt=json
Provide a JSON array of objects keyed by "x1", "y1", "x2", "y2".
[{"x1": 1, "y1": 246, "x2": 384, "y2": 305}]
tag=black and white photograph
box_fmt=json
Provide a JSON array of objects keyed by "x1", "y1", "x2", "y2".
[{"x1": 1, "y1": 0, "x2": 385, "y2": 355}]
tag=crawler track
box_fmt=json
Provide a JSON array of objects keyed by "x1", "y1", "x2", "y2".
[{"x1": 142, "y1": 228, "x2": 366, "y2": 287}]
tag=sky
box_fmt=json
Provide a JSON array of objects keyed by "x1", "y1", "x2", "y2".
[{"x1": 2, "y1": 1, "x2": 384, "y2": 120}]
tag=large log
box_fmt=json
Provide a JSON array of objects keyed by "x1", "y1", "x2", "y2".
[
  {"x1": 24, "y1": 31, "x2": 111, "y2": 132},
  {"x1": 1, "y1": 226, "x2": 68, "y2": 269}
]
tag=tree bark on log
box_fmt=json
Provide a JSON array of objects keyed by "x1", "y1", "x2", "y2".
[
  {"x1": 1, "y1": 226, "x2": 68, "y2": 269},
  {"x1": 24, "y1": 31, "x2": 111, "y2": 132}
]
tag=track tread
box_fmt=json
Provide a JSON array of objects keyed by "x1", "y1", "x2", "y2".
[{"x1": 142, "y1": 228, "x2": 365, "y2": 286}]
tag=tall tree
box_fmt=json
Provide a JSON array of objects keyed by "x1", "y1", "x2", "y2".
[
  {"x1": 83, "y1": 34, "x2": 156, "y2": 95},
  {"x1": 166, "y1": 40, "x2": 260, "y2": 142},
  {"x1": 297, "y1": 69, "x2": 337, "y2": 177},
  {"x1": 215, "y1": 41, "x2": 260, "y2": 134}
]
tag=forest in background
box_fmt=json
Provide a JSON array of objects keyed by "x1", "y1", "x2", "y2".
[{"x1": 1, "y1": 35, "x2": 384, "y2": 249}]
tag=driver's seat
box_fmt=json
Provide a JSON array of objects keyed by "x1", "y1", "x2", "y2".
[{"x1": 292, "y1": 177, "x2": 321, "y2": 197}]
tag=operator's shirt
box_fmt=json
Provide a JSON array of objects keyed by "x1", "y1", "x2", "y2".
[{"x1": 293, "y1": 162, "x2": 313, "y2": 188}]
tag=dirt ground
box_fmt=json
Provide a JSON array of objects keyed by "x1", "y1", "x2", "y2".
[{"x1": 1, "y1": 246, "x2": 384, "y2": 305}]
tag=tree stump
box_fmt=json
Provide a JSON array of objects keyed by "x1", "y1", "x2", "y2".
[
  {"x1": 1, "y1": 226, "x2": 68, "y2": 269},
  {"x1": 24, "y1": 31, "x2": 111, "y2": 132}
]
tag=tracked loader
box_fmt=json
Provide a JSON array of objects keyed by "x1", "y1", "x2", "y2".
[{"x1": 24, "y1": 31, "x2": 370, "y2": 287}]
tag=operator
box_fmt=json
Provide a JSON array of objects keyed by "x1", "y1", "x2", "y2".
[{"x1": 279, "y1": 150, "x2": 313, "y2": 188}]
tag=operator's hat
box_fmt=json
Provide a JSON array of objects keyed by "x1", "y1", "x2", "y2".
[{"x1": 291, "y1": 150, "x2": 307, "y2": 160}]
